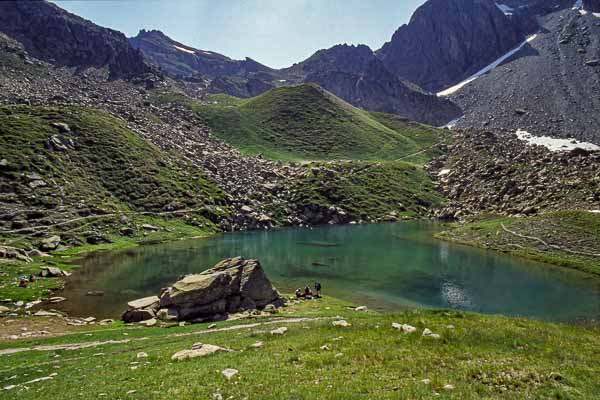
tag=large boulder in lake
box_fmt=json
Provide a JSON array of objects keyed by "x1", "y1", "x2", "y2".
[{"x1": 124, "y1": 257, "x2": 283, "y2": 323}]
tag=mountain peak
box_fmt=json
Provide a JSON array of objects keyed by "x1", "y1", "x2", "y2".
[{"x1": 0, "y1": 0, "x2": 151, "y2": 79}]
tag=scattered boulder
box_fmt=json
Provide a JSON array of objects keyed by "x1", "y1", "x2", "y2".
[
  {"x1": 39, "y1": 266, "x2": 69, "y2": 277},
  {"x1": 152, "y1": 257, "x2": 283, "y2": 322},
  {"x1": 221, "y1": 368, "x2": 238, "y2": 381},
  {"x1": 51, "y1": 122, "x2": 71, "y2": 133},
  {"x1": 392, "y1": 323, "x2": 417, "y2": 334},
  {"x1": 0, "y1": 246, "x2": 33, "y2": 263},
  {"x1": 332, "y1": 320, "x2": 351, "y2": 327},
  {"x1": 139, "y1": 318, "x2": 157, "y2": 327},
  {"x1": 40, "y1": 236, "x2": 61, "y2": 251},
  {"x1": 0, "y1": 306, "x2": 10, "y2": 314},
  {"x1": 270, "y1": 327, "x2": 288, "y2": 335},
  {"x1": 422, "y1": 328, "x2": 441, "y2": 339},
  {"x1": 122, "y1": 295, "x2": 159, "y2": 323},
  {"x1": 171, "y1": 343, "x2": 232, "y2": 361}
]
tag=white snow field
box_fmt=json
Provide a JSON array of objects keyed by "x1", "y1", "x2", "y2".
[
  {"x1": 437, "y1": 34, "x2": 538, "y2": 97},
  {"x1": 515, "y1": 129, "x2": 600, "y2": 152}
]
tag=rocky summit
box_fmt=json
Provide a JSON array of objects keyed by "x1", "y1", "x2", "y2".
[
  {"x1": 376, "y1": 0, "x2": 534, "y2": 92},
  {"x1": 123, "y1": 257, "x2": 284, "y2": 323},
  {"x1": 0, "y1": 1, "x2": 151, "y2": 79}
]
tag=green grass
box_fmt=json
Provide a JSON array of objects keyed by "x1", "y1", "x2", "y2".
[
  {"x1": 437, "y1": 211, "x2": 600, "y2": 276},
  {"x1": 0, "y1": 105, "x2": 229, "y2": 243},
  {"x1": 291, "y1": 161, "x2": 445, "y2": 222},
  {"x1": 0, "y1": 297, "x2": 598, "y2": 399},
  {"x1": 153, "y1": 84, "x2": 449, "y2": 162}
]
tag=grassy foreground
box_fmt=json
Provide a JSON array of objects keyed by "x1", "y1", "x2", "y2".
[
  {"x1": 153, "y1": 85, "x2": 449, "y2": 162},
  {"x1": 0, "y1": 297, "x2": 599, "y2": 399},
  {"x1": 437, "y1": 211, "x2": 600, "y2": 276}
]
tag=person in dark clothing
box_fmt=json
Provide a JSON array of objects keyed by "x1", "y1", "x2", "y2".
[
  {"x1": 304, "y1": 285, "x2": 313, "y2": 299},
  {"x1": 314, "y1": 282, "x2": 322, "y2": 297}
]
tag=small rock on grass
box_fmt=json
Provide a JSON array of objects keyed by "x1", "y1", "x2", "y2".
[
  {"x1": 270, "y1": 327, "x2": 288, "y2": 335},
  {"x1": 250, "y1": 341, "x2": 263, "y2": 348},
  {"x1": 422, "y1": 328, "x2": 441, "y2": 339},
  {"x1": 139, "y1": 318, "x2": 157, "y2": 327},
  {"x1": 355, "y1": 306, "x2": 368, "y2": 312},
  {"x1": 332, "y1": 320, "x2": 351, "y2": 327},
  {"x1": 171, "y1": 343, "x2": 231, "y2": 361},
  {"x1": 221, "y1": 368, "x2": 238, "y2": 381},
  {"x1": 392, "y1": 323, "x2": 417, "y2": 333},
  {"x1": 443, "y1": 384, "x2": 455, "y2": 391},
  {"x1": 137, "y1": 352, "x2": 148, "y2": 359},
  {"x1": 320, "y1": 345, "x2": 330, "y2": 351}
]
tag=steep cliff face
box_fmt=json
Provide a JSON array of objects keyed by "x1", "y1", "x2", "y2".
[
  {"x1": 0, "y1": 0, "x2": 151, "y2": 79},
  {"x1": 376, "y1": 0, "x2": 532, "y2": 92},
  {"x1": 583, "y1": 0, "x2": 600, "y2": 12},
  {"x1": 129, "y1": 30, "x2": 274, "y2": 80},
  {"x1": 286, "y1": 44, "x2": 462, "y2": 126}
]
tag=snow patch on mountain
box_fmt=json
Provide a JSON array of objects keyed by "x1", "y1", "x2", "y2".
[
  {"x1": 515, "y1": 129, "x2": 600, "y2": 152},
  {"x1": 495, "y1": 3, "x2": 514, "y2": 15},
  {"x1": 437, "y1": 34, "x2": 538, "y2": 97},
  {"x1": 173, "y1": 45, "x2": 195, "y2": 55}
]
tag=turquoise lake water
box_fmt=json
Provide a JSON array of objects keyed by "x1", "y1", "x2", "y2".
[{"x1": 53, "y1": 222, "x2": 600, "y2": 323}]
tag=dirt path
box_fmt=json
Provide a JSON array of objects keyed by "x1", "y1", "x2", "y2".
[{"x1": 0, "y1": 317, "x2": 331, "y2": 356}]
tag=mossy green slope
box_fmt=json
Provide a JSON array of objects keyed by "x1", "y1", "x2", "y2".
[
  {"x1": 292, "y1": 161, "x2": 444, "y2": 221},
  {"x1": 437, "y1": 211, "x2": 600, "y2": 276},
  {"x1": 0, "y1": 106, "x2": 228, "y2": 244},
  {"x1": 170, "y1": 84, "x2": 449, "y2": 161}
]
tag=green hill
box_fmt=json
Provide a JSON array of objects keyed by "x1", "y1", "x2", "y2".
[
  {"x1": 158, "y1": 84, "x2": 449, "y2": 162},
  {"x1": 0, "y1": 105, "x2": 228, "y2": 248}
]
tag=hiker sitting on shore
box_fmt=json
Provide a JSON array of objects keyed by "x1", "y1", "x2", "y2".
[{"x1": 304, "y1": 286, "x2": 313, "y2": 299}]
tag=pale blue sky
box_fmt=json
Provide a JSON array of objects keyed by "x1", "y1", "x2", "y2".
[{"x1": 53, "y1": 0, "x2": 426, "y2": 69}]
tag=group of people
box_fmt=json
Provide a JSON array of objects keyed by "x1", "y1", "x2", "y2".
[
  {"x1": 295, "y1": 282, "x2": 322, "y2": 300},
  {"x1": 18, "y1": 274, "x2": 36, "y2": 288}
]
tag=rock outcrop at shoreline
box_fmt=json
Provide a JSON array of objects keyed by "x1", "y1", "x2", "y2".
[{"x1": 122, "y1": 257, "x2": 284, "y2": 323}]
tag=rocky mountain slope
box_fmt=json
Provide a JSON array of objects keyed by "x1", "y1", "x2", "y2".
[
  {"x1": 0, "y1": 1, "x2": 151, "y2": 79},
  {"x1": 281, "y1": 44, "x2": 462, "y2": 126},
  {"x1": 376, "y1": 0, "x2": 535, "y2": 92},
  {"x1": 448, "y1": 5, "x2": 600, "y2": 143},
  {"x1": 129, "y1": 29, "x2": 275, "y2": 81},
  {"x1": 428, "y1": 129, "x2": 600, "y2": 220},
  {"x1": 584, "y1": 0, "x2": 600, "y2": 12},
  {"x1": 159, "y1": 84, "x2": 451, "y2": 161}
]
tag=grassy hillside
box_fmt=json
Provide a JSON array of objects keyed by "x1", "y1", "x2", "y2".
[
  {"x1": 154, "y1": 85, "x2": 449, "y2": 162},
  {"x1": 437, "y1": 211, "x2": 600, "y2": 276},
  {"x1": 0, "y1": 105, "x2": 228, "y2": 248},
  {"x1": 291, "y1": 161, "x2": 444, "y2": 222},
  {"x1": 1, "y1": 297, "x2": 599, "y2": 399}
]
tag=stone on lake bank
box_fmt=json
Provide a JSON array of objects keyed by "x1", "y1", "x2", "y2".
[{"x1": 131, "y1": 257, "x2": 284, "y2": 323}]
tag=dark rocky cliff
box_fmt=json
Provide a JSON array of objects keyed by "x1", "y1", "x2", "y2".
[
  {"x1": 0, "y1": 0, "x2": 151, "y2": 79},
  {"x1": 129, "y1": 29, "x2": 274, "y2": 80},
  {"x1": 295, "y1": 44, "x2": 462, "y2": 126},
  {"x1": 583, "y1": 0, "x2": 600, "y2": 12},
  {"x1": 376, "y1": 0, "x2": 533, "y2": 92}
]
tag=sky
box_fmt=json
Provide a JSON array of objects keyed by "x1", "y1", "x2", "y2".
[{"x1": 53, "y1": 0, "x2": 426, "y2": 69}]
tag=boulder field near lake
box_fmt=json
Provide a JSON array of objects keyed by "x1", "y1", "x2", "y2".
[{"x1": 1, "y1": 0, "x2": 600, "y2": 399}]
